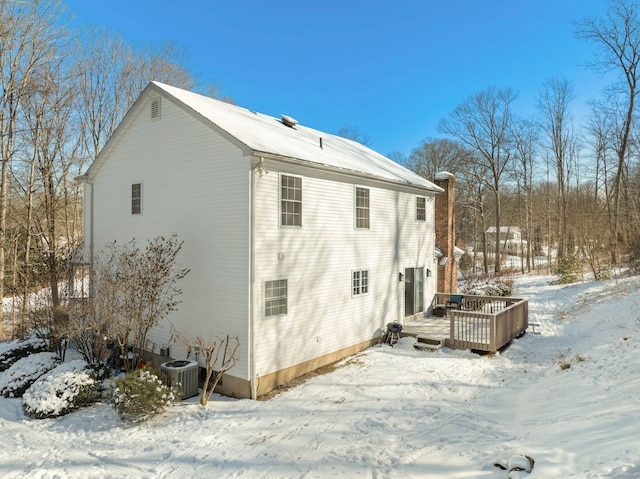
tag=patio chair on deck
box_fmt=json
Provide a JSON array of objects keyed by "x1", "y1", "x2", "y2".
[{"x1": 446, "y1": 294, "x2": 464, "y2": 311}]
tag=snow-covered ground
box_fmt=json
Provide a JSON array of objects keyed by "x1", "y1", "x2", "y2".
[{"x1": 1, "y1": 273, "x2": 639, "y2": 478}]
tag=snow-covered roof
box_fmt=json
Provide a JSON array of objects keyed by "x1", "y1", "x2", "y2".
[
  {"x1": 150, "y1": 82, "x2": 442, "y2": 192},
  {"x1": 486, "y1": 226, "x2": 521, "y2": 234},
  {"x1": 434, "y1": 171, "x2": 454, "y2": 181}
]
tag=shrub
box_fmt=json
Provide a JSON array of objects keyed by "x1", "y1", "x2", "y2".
[
  {"x1": 467, "y1": 283, "x2": 512, "y2": 297},
  {"x1": 0, "y1": 352, "x2": 60, "y2": 398},
  {"x1": 0, "y1": 334, "x2": 48, "y2": 372},
  {"x1": 85, "y1": 361, "x2": 113, "y2": 382},
  {"x1": 554, "y1": 255, "x2": 581, "y2": 284},
  {"x1": 23, "y1": 360, "x2": 98, "y2": 419},
  {"x1": 112, "y1": 367, "x2": 178, "y2": 423}
]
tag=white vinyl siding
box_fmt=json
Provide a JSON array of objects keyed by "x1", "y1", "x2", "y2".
[
  {"x1": 90, "y1": 94, "x2": 251, "y2": 383},
  {"x1": 252, "y1": 167, "x2": 436, "y2": 378}
]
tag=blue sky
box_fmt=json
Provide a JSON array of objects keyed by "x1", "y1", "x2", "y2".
[{"x1": 65, "y1": 1, "x2": 611, "y2": 156}]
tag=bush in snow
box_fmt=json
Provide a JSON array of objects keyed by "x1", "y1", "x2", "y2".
[
  {"x1": 85, "y1": 360, "x2": 113, "y2": 382},
  {"x1": 112, "y1": 367, "x2": 178, "y2": 423},
  {"x1": 0, "y1": 352, "x2": 60, "y2": 398},
  {"x1": 467, "y1": 283, "x2": 512, "y2": 297},
  {"x1": 23, "y1": 360, "x2": 98, "y2": 419},
  {"x1": 0, "y1": 334, "x2": 48, "y2": 372}
]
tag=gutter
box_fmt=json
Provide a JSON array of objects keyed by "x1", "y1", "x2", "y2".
[{"x1": 251, "y1": 150, "x2": 444, "y2": 194}]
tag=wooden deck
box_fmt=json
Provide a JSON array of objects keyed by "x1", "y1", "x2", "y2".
[{"x1": 401, "y1": 293, "x2": 529, "y2": 353}]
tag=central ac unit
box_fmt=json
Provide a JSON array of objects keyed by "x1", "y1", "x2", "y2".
[{"x1": 160, "y1": 359, "x2": 199, "y2": 400}]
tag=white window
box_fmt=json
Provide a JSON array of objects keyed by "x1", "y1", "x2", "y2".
[
  {"x1": 131, "y1": 183, "x2": 141, "y2": 215},
  {"x1": 352, "y1": 270, "x2": 369, "y2": 296},
  {"x1": 280, "y1": 175, "x2": 302, "y2": 227},
  {"x1": 416, "y1": 197, "x2": 426, "y2": 221},
  {"x1": 265, "y1": 279, "x2": 287, "y2": 317},
  {"x1": 355, "y1": 187, "x2": 370, "y2": 229}
]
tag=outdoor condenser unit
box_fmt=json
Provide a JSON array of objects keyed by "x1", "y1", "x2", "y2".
[{"x1": 160, "y1": 359, "x2": 199, "y2": 400}]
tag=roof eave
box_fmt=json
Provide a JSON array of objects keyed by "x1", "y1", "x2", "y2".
[{"x1": 252, "y1": 150, "x2": 444, "y2": 194}]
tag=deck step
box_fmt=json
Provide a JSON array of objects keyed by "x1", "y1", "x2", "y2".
[{"x1": 414, "y1": 336, "x2": 444, "y2": 352}]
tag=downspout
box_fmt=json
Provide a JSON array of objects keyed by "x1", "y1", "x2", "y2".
[{"x1": 248, "y1": 157, "x2": 259, "y2": 399}]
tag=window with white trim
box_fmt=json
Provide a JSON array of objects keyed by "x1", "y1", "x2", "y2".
[
  {"x1": 352, "y1": 270, "x2": 369, "y2": 296},
  {"x1": 416, "y1": 196, "x2": 426, "y2": 221},
  {"x1": 131, "y1": 183, "x2": 141, "y2": 215},
  {"x1": 280, "y1": 175, "x2": 302, "y2": 227},
  {"x1": 264, "y1": 279, "x2": 287, "y2": 317},
  {"x1": 355, "y1": 187, "x2": 370, "y2": 229}
]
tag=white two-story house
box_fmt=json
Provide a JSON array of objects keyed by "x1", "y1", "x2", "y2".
[{"x1": 78, "y1": 82, "x2": 443, "y2": 398}]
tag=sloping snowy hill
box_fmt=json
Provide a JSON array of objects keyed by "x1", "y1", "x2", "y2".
[{"x1": 0, "y1": 273, "x2": 639, "y2": 478}]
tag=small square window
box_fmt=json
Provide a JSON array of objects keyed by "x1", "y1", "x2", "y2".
[
  {"x1": 131, "y1": 183, "x2": 141, "y2": 215},
  {"x1": 416, "y1": 197, "x2": 426, "y2": 221}
]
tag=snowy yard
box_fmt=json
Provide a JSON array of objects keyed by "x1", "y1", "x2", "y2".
[{"x1": 1, "y1": 273, "x2": 640, "y2": 478}]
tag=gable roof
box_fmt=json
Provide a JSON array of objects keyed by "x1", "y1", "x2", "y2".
[
  {"x1": 486, "y1": 226, "x2": 521, "y2": 234},
  {"x1": 135, "y1": 82, "x2": 440, "y2": 192},
  {"x1": 85, "y1": 82, "x2": 441, "y2": 192}
]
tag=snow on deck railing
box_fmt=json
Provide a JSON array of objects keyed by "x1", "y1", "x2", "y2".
[{"x1": 437, "y1": 294, "x2": 528, "y2": 353}]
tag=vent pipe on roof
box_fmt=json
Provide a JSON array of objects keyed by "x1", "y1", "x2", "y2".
[
  {"x1": 281, "y1": 115, "x2": 298, "y2": 128},
  {"x1": 319, "y1": 137, "x2": 323, "y2": 149}
]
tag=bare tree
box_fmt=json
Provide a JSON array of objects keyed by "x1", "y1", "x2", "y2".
[
  {"x1": 0, "y1": 0, "x2": 66, "y2": 323},
  {"x1": 72, "y1": 27, "x2": 131, "y2": 160},
  {"x1": 404, "y1": 138, "x2": 467, "y2": 180},
  {"x1": 537, "y1": 76, "x2": 576, "y2": 262},
  {"x1": 336, "y1": 124, "x2": 372, "y2": 146},
  {"x1": 511, "y1": 118, "x2": 538, "y2": 272},
  {"x1": 205, "y1": 81, "x2": 236, "y2": 104},
  {"x1": 178, "y1": 334, "x2": 240, "y2": 406},
  {"x1": 439, "y1": 86, "x2": 516, "y2": 273},
  {"x1": 77, "y1": 235, "x2": 190, "y2": 371},
  {"x1": 120, "y1": 40, "x2": 195, "y2": 107},
  {"x1": 73, "y1": 29, "x2": 196, "y2": 161},
  {"x1": 576, "y1": 0, "x2": 640, "y2": 264}
]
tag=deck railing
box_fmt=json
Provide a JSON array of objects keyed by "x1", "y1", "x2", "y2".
[{"x1": 432, "y1": 293, "x2": 528, "y2": 353}]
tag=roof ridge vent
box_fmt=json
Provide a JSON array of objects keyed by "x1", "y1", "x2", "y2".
[{"x1": 281, "y1": 114, "x2": 298, "y2": 128}]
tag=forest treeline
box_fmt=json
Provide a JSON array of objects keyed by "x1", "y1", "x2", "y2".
[
  {"x1": 398, "y1": 0, "x2": 640, "y2": 278},
  {"x1": 2, "y1": 0, "x2": 640, "y2": 338},
  {"x1": 0, "y1": 0, "x2": 226, "y2": 336}
]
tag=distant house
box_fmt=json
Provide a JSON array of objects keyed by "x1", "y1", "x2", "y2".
[
  {"x1": 485, "y1": 226, "x2": 527, "y2": 256},
  {"x1": 77, "y1": 82, "x2": 445, "y2": 398}
]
